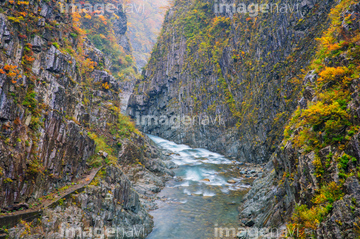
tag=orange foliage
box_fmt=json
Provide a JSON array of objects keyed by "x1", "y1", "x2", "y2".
[
  {"x1": 98, "y1": 15, "x2": 107, "y2": 25},
  {"x1": 72, "y1": 12, "x2": 82, "y2": 22},
  {"x1": 4, "y1": 65, "x2": 20, "y2": 79},
  {"x1": 23, "y1": 55, "x2": 35, "y2": 62},
  {"x1": 102, "y1": 82, "x2": 110, "y2": 90}
]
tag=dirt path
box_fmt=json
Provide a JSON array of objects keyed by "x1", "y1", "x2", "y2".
[{"x1": 0, "y1": 167, "x2": 103, "y2": 229}]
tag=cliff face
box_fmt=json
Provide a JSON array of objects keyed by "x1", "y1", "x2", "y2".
[
  {"x1": 238, "y1": 1, "x2": 360, "y2": 237},
  {"x1": 127, "y1": 0, "x2": 360, "y2": 236},
  {"x1": 0, "y1": 1, "x2": 96, "y2": 209},
  {"x1": 0, "y1": 0, "x2": 170, "y2": 236},
  {"x1": 127, "y1": 0, "x2": 335, "y2": 163}
]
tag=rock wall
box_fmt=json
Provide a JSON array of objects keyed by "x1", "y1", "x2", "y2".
[
  {"x1": 0, "y1": 0, "x2": 168, "y2": 237},
  {"x1": 7, "y1": 139, "x2": 174, "y2": 238},
  {"x1": 127, "y1": 0, "x2": 335, "y2": 163},
  {"x1": 0, "y1": 3, "x2": 99, "y2": 208},
  {"x1": 238, "y1": 2, "x2": 360, "y2": 237}
]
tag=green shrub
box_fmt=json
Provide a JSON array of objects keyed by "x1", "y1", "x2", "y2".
[
  {"x1": 52, "y1": 42, "x2": 60, "y2": 49},
  {"x1": 22, "y1": 91, "x2": 37, "y2": 109}
]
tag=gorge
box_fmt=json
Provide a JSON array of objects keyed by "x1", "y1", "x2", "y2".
[{"x1": 1, "y1": 0, "x2": 360, "y2": 238}]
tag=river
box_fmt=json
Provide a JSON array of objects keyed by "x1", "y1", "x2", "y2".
[{"x1": 146, "y1": 135, "x2": 253, "y2": 239}]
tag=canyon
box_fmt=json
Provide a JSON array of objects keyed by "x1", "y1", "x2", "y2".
[{"x1": 0, "y1": 0, "x2": 360, "y2": 238}]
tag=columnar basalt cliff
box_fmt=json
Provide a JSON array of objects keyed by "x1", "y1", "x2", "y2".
[
  {"x1": 0, "y1": 0, "x2": 171, "y2": 237},
  {"x1": 127, "y1": 0, "x2": 336, "y2": 163}
]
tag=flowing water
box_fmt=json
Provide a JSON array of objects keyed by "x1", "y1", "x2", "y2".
[{"x1": 146, "y1": 135, "x2": 253, "y2": 239}]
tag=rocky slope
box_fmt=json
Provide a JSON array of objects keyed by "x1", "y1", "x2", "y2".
[
  {"x1": 6, "y1": 140, "x2": 174, "y2": 238},
  {"x1": 127, "y1": 0, "x2": 336, "y2": 163},
  {"x1": 238, "y1": 1, "x2": 360, "y2": 237},
  {"x1": 0, "y1": 0, "x2": 170, "y2": 237}
]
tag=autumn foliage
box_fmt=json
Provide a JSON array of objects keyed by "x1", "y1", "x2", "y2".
[{"x1": 284, "y1": 0, "x2": 360, "y2": 236}]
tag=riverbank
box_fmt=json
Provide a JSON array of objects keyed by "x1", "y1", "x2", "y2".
[
  {"x1": 4, "y1": 135, "x2": 174, "y2": 239},
  {"x1": 3, "y1": 135, "x2": 266, "y2": 239}
]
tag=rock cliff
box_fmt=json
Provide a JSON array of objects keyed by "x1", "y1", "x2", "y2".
[
  {"x1": 127, "y1": 0, "x2": 360, "y2": 236},
  {"x1": 238, "y1": 1, "x2": 360, "y2": 237},
  {"x1": 0, "y1": 0, "x2": 170, "y2": 237},
  {"x1": 127, "y1": 0, "x2": 335, "y2": 163}
]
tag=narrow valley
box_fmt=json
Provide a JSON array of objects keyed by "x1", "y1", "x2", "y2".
[{"x1": 0, "y1": 0, "x2": 360, "y2": 238}]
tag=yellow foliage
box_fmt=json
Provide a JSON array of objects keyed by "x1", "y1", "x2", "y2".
[
  {"x1": 113, "y1": 13, "x2": 120, "y2": 20},
  {"x1": 292, "y1": 181, "x2": 344, "y2": 238},
  {"x1": 17, "y1": 1, "x2": 29, "y2": 5},
  {"x1": 317, "y1": 66, "x2": 348, "y2": 84},
  {"x1": 81, "y1": 58, "x2": 96, "y2": 76},
  {"x1": 313, "y1": 155, "x2": 323, "y2": 178},
  {"x1": 72, "y1": 12, "x2": 82, "y2": 23},
  {"x1": 102, "y1": 82, "x2": 110, "y2": 90},
  {"x1": 302, "y1": 101, "x2": 349, "y2": 126},
  {"x1": 313, "y1": 182, "x2": 344, "y2": 204},
  {"x1": 8, "y1": 16, "x2": 24, "y2": 23}
]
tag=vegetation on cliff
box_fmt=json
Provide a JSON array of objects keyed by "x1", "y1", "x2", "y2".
[
  {"x1": 129, "y1": 0, "x2": 334, "y2": 162},
  {"x1": 278, "y1": 0, "x2": 360, "y2": 236},
  {"x1": 0, "y1": 0, "x2": 140, "y2": 212},
  {"x1": 128, "y1": 0, "x2": 360, "y2": 237},
  {"x1": 75, "y1": 0, "x2": 138, "y2": 80},
  {"x1": 2, "y1": 0, "x2": 360, "y2": 237}
]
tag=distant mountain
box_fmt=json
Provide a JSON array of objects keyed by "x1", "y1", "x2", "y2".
[{"x1": 127, "y1": 0, "x2": 170, "y2": 71}]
